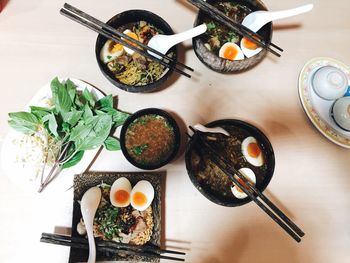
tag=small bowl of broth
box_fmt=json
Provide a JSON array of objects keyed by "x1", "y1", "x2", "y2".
[
  {"x1": 192, "y1": 0, "x2": 272, "y2": 73},
  {"x1": 185, "y1": 119, "x2": 275, "y2": 207},
  {"x1": 120, "y1": 108, "x2": 181, "y2": 170},
  {"x1": 95, "y1": 10, "x2": 177, "y2": 93}
]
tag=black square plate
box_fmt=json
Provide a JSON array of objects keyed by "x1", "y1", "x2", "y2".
[{"x1": 69, "y1": 171, "x2": 163, "y2": 263}]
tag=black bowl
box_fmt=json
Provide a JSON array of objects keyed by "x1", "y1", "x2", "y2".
[
  {"x1": 120, "y1": 108, "x2": 181, "y2": 170},
  {"x1": 192, "y1": 0, "x2": 273, "y2": 73},
  {"x1": 185, "y1": 119, "x2": 275, "y2": 207},
  {"x1": 95, "y1": 10, "x2": 177, "y2": 93}
]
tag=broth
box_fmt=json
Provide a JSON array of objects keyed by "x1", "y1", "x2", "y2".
[{"x1": 125, "y1": 114, "x2": 175, "y2": 166}]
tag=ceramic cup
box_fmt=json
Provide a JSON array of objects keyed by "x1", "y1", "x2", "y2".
[
  {"x1": 312, "y1": 66, "x2": 348, "y2": 100},
  {"x1": 331, "y1": 97, "x2": 350, "y2": 131}
]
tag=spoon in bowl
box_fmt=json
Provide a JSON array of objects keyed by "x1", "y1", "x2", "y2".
[
  {"x1": 193, "y1": 123, "x2": 230, "y2": 136},
  {"x1": 81, "y1": 186, "x2": 102, "y2": 263},
  {"x1": 242, "y1": 3, "x2": 314, "y2": 32},
  {"x1": 148, "y1": 23, "x2": 207, "y2": 59}
]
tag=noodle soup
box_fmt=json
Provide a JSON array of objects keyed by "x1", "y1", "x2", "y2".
[{"x1": 96, "y1": 10, "x2": 177, "y2": 93}]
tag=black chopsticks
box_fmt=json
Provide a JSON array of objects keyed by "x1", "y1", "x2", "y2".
[
  {"x1": 188, "y1": 126, "x2": 304, "y2": 242},
  {"x1": 41, "y1": 233, "x2": 186, "y2": 262},
  {"x1": 60, "y1": 3, "x2": 193, "y2": 78},
  {"x1": 187, "y1": 0, "x2": 283, "y2": 57}
]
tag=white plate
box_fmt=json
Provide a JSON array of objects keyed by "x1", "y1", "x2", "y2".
[
  {"x1": 0, "y1": 78, "x2": 105, "y2": 193},
  {"x1": 298, "y1": 57, "x2": 350, "y2": 148}
]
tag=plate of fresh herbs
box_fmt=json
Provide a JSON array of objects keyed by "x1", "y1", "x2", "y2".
[{"x1": 1, "y1": 77, "x2": 130, "y2": 192}]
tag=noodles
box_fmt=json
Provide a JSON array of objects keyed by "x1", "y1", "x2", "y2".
[{"x1": 100, "y1": 21, "x2": 169, "y2": 86}]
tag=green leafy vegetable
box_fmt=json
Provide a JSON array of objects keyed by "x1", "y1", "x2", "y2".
[
  {"x1": 132, "y1": 144, "x2": 149, "y2": 156},
  {"x1": 8, "y1": 77, "x2": 130, "y2": 191},
  {"x1": 104, "y1": 136, "x2": 120, "y2": 151},
  {"x1": 8, "y1": 112, "x2": 39, "y2": 135},
  {"x1": 51, "y1": 77, "x2": 72, "y2": 113},
  {"x1": 96, "y1": 94, "x2": 113, "y2": 110},
  {"x1": 206, "y1": 21, "x2": 216, "y2": 30},
  {"x1": 95, "y1": 205, "x2": 121, "y2": 240},
  {"x1": 83, "y1": 88, "x2": 95, "y2": 107},
  {"x1": 62, "y1": 151, "x2": 84, "y2": 169}
]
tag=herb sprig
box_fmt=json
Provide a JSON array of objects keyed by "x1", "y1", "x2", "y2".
[{"x1": 8, "y1": 77, "x2": 130, "y2": 192}]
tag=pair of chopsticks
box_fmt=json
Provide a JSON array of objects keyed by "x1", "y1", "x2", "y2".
[
  {"x1": 60, "y1": 3, "x2": 193, "y2": 78},
  {"x1": 40, "y1": 233, "x2": 186, "y2": 262},
  {"x1": 187, "y1": 126, "x2": 304, "y2": 242},
  {"x1": 187, "y1": 0, "x2": 283, "y2": 57}
]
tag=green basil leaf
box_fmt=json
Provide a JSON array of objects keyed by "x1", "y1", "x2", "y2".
[
  {"x1": 111, "y1": 109, "x2": 130, "y2": 127},
  {"x1": 47, "y1": 113, "x2": 59, "y2": 137},
  {"x1": 51, "y1": 77, "x2": 72, "y2": 113},
  {"x1": 83, "y1": 88, "x2": 95, "y2": 107},
  {"x1": 65, "y1": 79, "x2": 77, "y2": 103},
  {"x1": 61, "y1": 109, "x2": 83, "y2": 127},
  {"x1": 104, "y1": 136, "x2": 120, "y2": 151},
  {"x1": 83, "y1": 104, "x2": 93, "y2": 120},
  {"x1": 74, "y1": 114, "x2": 112, "y2": 151},
  {"x1": 8, "y1": 112, "x2": 39, "y2": 135},
  {"x1": 62, "y1": 151, "x2": 84, "y2": 169},
  {"x1": 96, "y1": 95, "x2": 113, "y2": 110},
  {"x1": 30, "y1": 106, "x2": 53, "y2": 120}
]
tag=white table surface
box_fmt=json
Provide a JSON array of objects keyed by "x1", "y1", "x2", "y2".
[{"x1": 0, "y1": 0, "x2": 350, "y2": 262}]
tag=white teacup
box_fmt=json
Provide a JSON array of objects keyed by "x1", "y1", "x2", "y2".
[
  {"x1": 312, "y1": 66, "x2": 348, "y2": 100},
  {"x1": 331, "y1": 97, "x2": 350, "y2": 131}
]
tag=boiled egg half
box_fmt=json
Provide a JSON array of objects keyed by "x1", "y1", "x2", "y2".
[
  {"x1": 240, "y1": 37, "x2": 262, "y2": 58},
  {"x1": 122, "y1": 29, "x2": 139, "y2": 55},
  {"x1": 219, "y1": 42, "x2": 244, "y2": 61},
  {"x1": 231, "y1": 167, "x2": 256, "y2": 199},
  {"x1": 130, "y1": 180, "x2": 154, "y2": 211},
  {"x1": 241, "y1": 136, "x2": 264, "y2": 167},
  {"x1": 100, "y1": 40, "x2": 124, "y2": 64},
  {"x1": 110, "y1": 177, "x2": 132, "y2": 207}
]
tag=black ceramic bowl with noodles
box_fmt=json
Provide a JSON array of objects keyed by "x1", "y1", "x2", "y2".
[
  {"x1": 95, "y1": 10, "x2": 177, "y2": 93},
  {"x1": 192, "y1": 0, "x2": 273, "y2": 73},
  {"x1": 185, "y1": 119, "x2": 275, "y2": 207}
]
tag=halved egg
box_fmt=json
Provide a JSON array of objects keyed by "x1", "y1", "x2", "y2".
[
  {"x1": 130, "y1": 180, "x2": 154, "y2": 211},
  {"x1": 100, "y1": 39, "x2": 124, "y2": 64},
  {"x1": 122, "y1": 29, "x2": 139, "y2": 55},
  {"x1": 240, "y1": 37, "x2": 262, "y2": 58},
  {"x1": 231, "y1": 167, "x2": 256, "y2": 199},
  {"x1": 110, "y1": 177, "x2": 132, "y2": 207},
  {"x1": 219, "y1": 42, "x2": 244, "y2": 61},
  {"x1": 241, "y1": 136, "x2": 264, "y2": 167}
]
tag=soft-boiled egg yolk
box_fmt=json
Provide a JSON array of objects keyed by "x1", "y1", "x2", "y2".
[
  {"x1": 247, "y1": 142, "x2": 261, "y2": 158},
  {"x1": 241, "y1": 136, "x2": 264, "y2": 167},
  {"x1": 110, "y1": 43, "x2": 124, "y2": 53},
  {"x1": 242, "y1": 37, "x2": 258, "y2": 50},
  {"x1": 132, "y1": 191, "x2": 148, "y2": 207},
  {"x1": 219, "y1": 42, "x2": 244, "y2": 61},
  {"x1": 231, "y1": 168, "x2": 256, "y2": 199},
  {"x1": 223, "y1": 46, "x2": 239, "y2": 60},
  {"x1": 113, "y1": 190, "x2": 130, "y2": 206},
  {"x1": 236, "y1": 178, "x2": 249, "y2": 193},
  {"x1": 126, "y1": 31, "x2": 138, "y2": 44}
]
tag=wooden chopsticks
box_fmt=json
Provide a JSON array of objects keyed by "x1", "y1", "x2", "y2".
[
  {"x1": 188, "y1": 127, "x2": 304, "y2": 242},
  {"x1": 41, "y1": 233, "x2": 186, "y2": 262},
  {"x1": 60, "y1": 3, "x2": 193, "y2": 78},
  {"x1": 187, "y1": 0, "x2": 283, "y2": 57}
]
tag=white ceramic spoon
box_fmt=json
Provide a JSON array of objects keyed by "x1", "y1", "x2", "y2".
[
  {"x1": 81, "y1": 187, "x2": 102, "y2": 263},
  {"x1": 148, "y1": 23, "x2": 207, "y2": 58},
  {"x1": 242, "y1": 3, "x2": 314, "y2": 32},
  {"x1": 194, "y1": 124, "x2": 230, "y2": 136}
]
